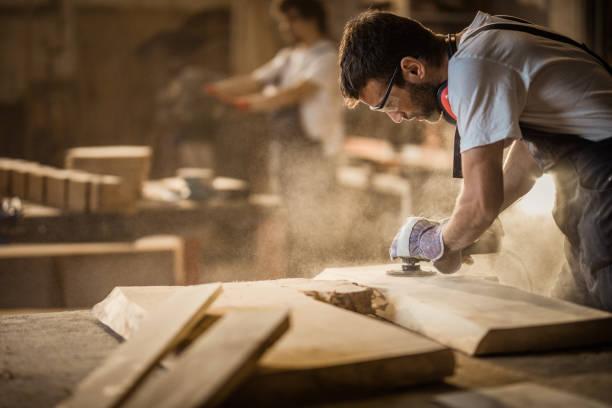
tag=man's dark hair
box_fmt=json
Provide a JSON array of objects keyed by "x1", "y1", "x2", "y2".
[
  {"x1": 339, "y1": 11, "x2": 445, "y2": 104},
  {"x1": 278, "y1": 0, "x2": 328, "y2": 35}
]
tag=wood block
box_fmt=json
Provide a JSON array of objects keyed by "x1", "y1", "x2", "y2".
[
  {"x1": 8, "y1": 162, "x2": 33, "y2": 199},
  {"x1": 60, "y1": 284, "x2": 222, "y2": 408},
  {"x1": 123, "y1": 308, "x2": 290, "y2": 408},
  {"x1": 0, "y1": 159, "x2": 29, "y2": 198},
  {"x1": 92, "y1": 281, "x2": 455, "y2": 395},
  {"x1": 212, "y1": 177, "x2": 250, "y2": 200},
  {"x1": 435, "y1": 382, "x2": 609, "y2": 408},
  {"x1": 89, "y1": 175, "x2": 124, "y2": 213},
  {"x1": 26, "y1": 166, "x2": 51, "y2": 204},
  {"x1": 45, "y1": 169, "x2": 70, "y2": 209},
  {"x1": 0, "y1": 160, "x2": 9, "y2": 198},
  {"x1": 66, "y1": 146, "x2": 151, "y2": 211},
  {"x1": 66, "y1": 171, "x2": 92, "y2": 213},
  {"x1": 315, "y1": 264, "x2": 612, "y2": 355}
]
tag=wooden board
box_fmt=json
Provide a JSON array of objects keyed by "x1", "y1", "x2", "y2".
[
  {"x1": 123, "y1": 308, "x2": 290, "y2": 408},
  {"x1": 435, "y1": 382, "x2": 609, "y2": 408},
  {"x1": 92, "y1": 280, "x2": 454, "y2": 394},
  {"x1": 315, "y1": 264, "x2": 612, "y2": 355},
  {"x1": 60, "y1": 283, "x2": 222, "y2": 408}
]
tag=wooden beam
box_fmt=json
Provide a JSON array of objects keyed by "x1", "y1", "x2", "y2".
[
  {"x1": 123, "y1": 308, "x2": 290, "y2": 408},
  {"x1": 59, "y1": 283, "x2": 222, "y2": 408}
]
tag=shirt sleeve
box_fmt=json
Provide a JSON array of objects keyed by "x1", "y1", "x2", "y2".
[
  {"x1": 300, "y1": 50, "x2": 338, "y2": 89},
  {"x1": 448, "y1": 57, "x2": 527, "y2": 152},
  {"x1": 252, "y1": 48, "x2": 291, "y2": 85}
]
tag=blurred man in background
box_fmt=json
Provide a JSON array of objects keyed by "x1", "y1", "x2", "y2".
[
  {"x1": 206, "y1": 0, "x2": 344, "y2": 276},
  {"x1": 339, "y1": 11, "x2": 612, "y2": 310}
]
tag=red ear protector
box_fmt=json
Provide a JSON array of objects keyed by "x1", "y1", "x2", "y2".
[
  {"x1": 437, "y1": 34, "x2": 458, "y2": 125},
  {"x1": 436, "y1": 81, "x2": 457, "y2": 124}
]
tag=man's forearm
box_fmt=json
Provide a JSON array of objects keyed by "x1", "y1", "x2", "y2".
[
  {"x1": 211, "y1": 75, "x2": 262, "y2": 98},
  {"x1": 441, "y1": 140, "x2": 505, "y2": 252},
  {"x1": 442, "y1": 190, "x2": 500, "y2": 252},
  {"x1": 500, "y1": 140, "x2": 542, "y2": 212},
  {"x1": 243, "y1": 81, "x2": 318, "y2": 112}
]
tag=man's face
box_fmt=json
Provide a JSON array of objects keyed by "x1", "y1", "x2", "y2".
[
  {"x1": 277, "y1": 9, "x2": 311, "y2": 44},
  {"x1": 359, "y1": 75, "x2": 441, "y2": 124}
]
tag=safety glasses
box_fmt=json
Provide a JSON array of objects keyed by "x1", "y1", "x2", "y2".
[{"x1": 370, "y1": 65, "x2": 400, "y2": 112}]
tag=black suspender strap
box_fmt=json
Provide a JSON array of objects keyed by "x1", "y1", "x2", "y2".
[{"x1": 464, "y1": 22, "x2": 612, "y2": 75}]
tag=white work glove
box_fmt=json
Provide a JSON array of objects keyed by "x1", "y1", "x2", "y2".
[{"x1": 389, "y1": 217, "x2": 445, "y2": 262}]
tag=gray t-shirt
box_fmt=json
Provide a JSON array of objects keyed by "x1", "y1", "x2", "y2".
[{"x1": 449, "y1": 12, "x2": 612, "y2": 153}]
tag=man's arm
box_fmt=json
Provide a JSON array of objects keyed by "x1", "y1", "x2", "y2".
[
  {"x1": 435, "y1": 139, "x2": 542, "y2": 273},
  {"x1": 206, "y1": 75, "x2": 263, "y2": 99},
  {"x1": 500, "y1": 139, "x2": 542, "y2": 212},
  {"x1": 442, "y1": 140, "x2": 505, "y2": 253},
  {"x1": 236, "y1": 80, "x2": 319, "y2": 112}
]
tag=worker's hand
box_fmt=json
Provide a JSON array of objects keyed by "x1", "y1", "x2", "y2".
[
  {"x1": 232, "y1": 94, "x2": 272, "y2": 112},
  {"x1": 433, "y1": 249, "x2": 463, "y2": 274},
  {"x1": 389, "y1": 217, "x2": 445, "y2": 262}
]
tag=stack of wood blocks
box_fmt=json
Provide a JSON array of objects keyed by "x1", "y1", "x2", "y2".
[{"x1": 0, "y1": 146, "x2": 151, "y2": 213}]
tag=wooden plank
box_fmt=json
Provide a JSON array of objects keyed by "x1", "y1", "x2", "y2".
[
  {"x1": 435, "y1": 382, "x2": 609, "y2": 408},
  {"x1": 315, "y1": 264, "x2": 612, "y2": 355},
  {"x1": 123, "y1": 308, "x2": 290, "y2": 408},
  {"x1": 0, "y1": 236, "x2": 183, "y2": 259},
  {"x1": 92, "y1": 281, "x2": 455, "y2": 394},
  {"x1": 59, "y1": 283, "x2": 222, "y2": 408}
]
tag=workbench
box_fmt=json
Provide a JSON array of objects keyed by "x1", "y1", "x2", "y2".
[
  {"x1": 2, "y1": 310, "x2": 611, "y2": 407},
  {"x1": 3, "y1": 194, "x2": 287, "y2": 286}
]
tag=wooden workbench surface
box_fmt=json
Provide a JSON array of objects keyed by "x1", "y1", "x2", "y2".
[
  {"x1": 1, "y1": 310, "x2": 611, "y2": 407},
  {"x1": 11, "y1": 194, "x2": 281, "y2": 244}
]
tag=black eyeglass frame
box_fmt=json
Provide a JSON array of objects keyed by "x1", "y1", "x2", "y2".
[{"x1": 372, "y1": 65, "x2": 400, "y2": 111}]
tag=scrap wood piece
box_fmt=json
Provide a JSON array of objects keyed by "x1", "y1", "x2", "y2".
[
  {"x1": 60, "y1": 283, "x2": 222, "y2": 408},
  {"x1": 434, "y1": 382, "x2": 609, "y2": 408},
  {"x1": 315, "y1": 264, "x2": 612, "y2": 355},
  {"x1": 123, "y1": 308, "x2": 290, "y2": 408},
  {"x1": 277, "y1": 278, "x2": 386, "y2": 315},
  {"x1": 92, "y1": 280, "x2": 454, "y2": 394}
]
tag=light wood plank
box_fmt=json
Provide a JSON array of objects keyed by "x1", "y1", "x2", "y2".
[
  {"x1": 92, "y1": 280, "x2": 454, "y2": 394},
  {"x1": 435, "y1": 382, "x2": 609, "y2": 408},
  {"x1": 60, "y1": 283, "x2": 222, "y2": 408},
  {"x1": 124, "y1": 308, "x2": 290, "y2": 408},
  {"x1": 315, "y1": 264, "x2": 612, "y2": 355}
]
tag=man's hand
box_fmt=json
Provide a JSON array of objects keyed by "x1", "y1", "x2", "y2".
[
  {"x1": 232, "y1": 94, "x2": 273, "y2": 112},
  {"x1": 389, "y1": 217, "x2": 445, "y2": 262}
]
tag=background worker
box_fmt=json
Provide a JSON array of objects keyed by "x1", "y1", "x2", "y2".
[
  {"x1": 206, "y1": 0, "x2": 344, "y2": 276},
  {"x1": 338, "y1": 11, "x2": 612, "y2": 310}
]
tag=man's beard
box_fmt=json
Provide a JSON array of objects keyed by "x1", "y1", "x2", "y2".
[{"x1": 403, "y1": 81, "x2": 442, "y2": 123}]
